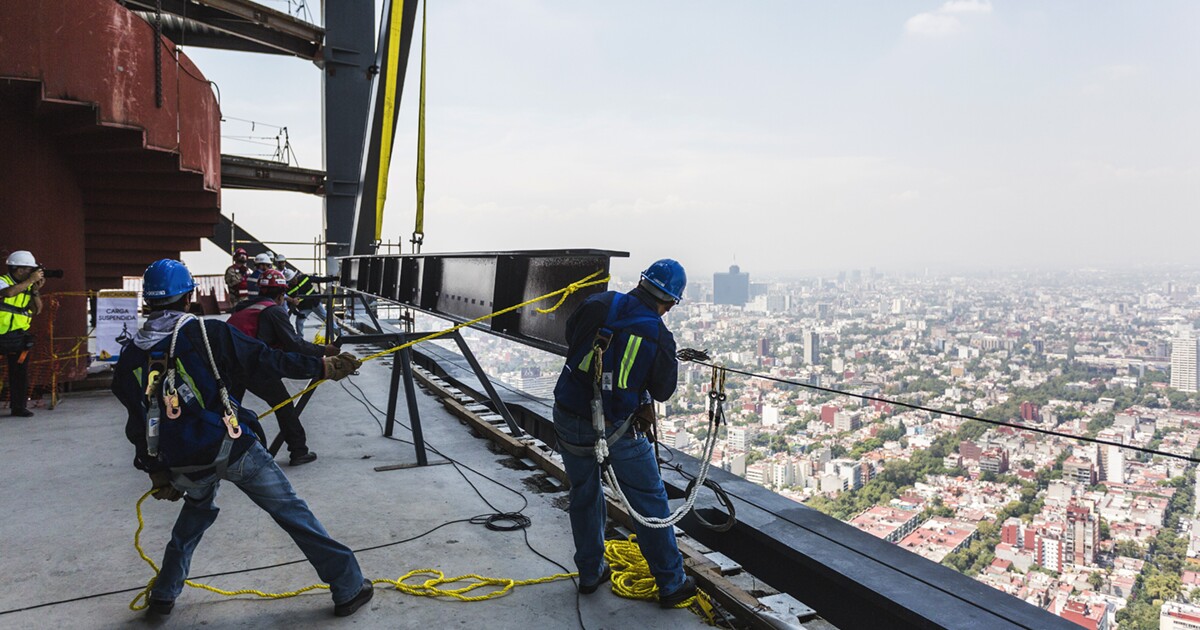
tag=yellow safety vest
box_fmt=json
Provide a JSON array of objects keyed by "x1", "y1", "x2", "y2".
[{"x1": 0, "y1": 274, "x2": 33, "y2": 335}]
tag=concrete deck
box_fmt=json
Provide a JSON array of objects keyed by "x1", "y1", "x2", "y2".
[{"x1": 0, "y1": 342, "x2": 710, "y2": 629}]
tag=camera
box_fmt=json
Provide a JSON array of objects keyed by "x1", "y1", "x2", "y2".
[{"x1": 36, "y1": 265, "x2": 64, "y2": 279}]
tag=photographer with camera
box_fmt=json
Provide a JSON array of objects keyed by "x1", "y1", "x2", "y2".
[{"x1": 0, "y1": 251, "x2": 45, "y2": 417}]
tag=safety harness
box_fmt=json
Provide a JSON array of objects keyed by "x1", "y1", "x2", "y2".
[
  {"x1": 557, "y1": 314, "x2": 729, "y2": 530},
  {"x1": 144, "y1": 314, "x2": 243, "y2": 483}
]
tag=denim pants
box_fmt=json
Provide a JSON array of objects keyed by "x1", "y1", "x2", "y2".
[
  {"x1": 152, "y1": 441, "x2": 363, "y2": 604},
  {"x1": 294, "y1": 304, "x2": 340, "y2": 337},
  {"x1": 553, "y1": 405, "x2": 686, "y2": 595}
]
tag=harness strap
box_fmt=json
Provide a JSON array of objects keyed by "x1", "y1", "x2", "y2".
[
  {"x1": 0, "y1": 302, "x2": 31, "y2": 316},
  {"x1": 556, "y1": 411, "x2": 637, "y2": 458},
  {"x1": 168, "y1": 434, "x2": 236, "y2": 478}
]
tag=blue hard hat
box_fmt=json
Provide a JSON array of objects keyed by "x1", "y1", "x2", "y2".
[
  {"x1": 640, "y1": 259, "x2": 686, "y2": 303},
  {"x1": 143, "y1": 259, "x2": 196, "y2": 301}
]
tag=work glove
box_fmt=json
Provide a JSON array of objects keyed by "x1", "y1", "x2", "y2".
[
  {"x1": 632, "y1": 403, "x2": 657, "y2": 443},
  {"x1": 149, "y1": 470, "x2": 183, "y2": 501},
  {"x1": 323, "y1": 352, "x2": 362, "y2": 381}
]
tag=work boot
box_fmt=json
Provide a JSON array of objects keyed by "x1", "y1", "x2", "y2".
[
  {"x1": 290, "y1": 451, "x2": 318, "y2": 466},
  {"x1": 658, "y1": 576, "x2": 697, "y2": 609},
  {"x1": 333, "y1": 579, "x2": 374, "y2": 617},
  {"x1": 147, "y1": 597, "x2": 174, "y2": 616},
  {"x1": 578, "y1": 563, "x2": 611, "y2": 595},
  {"x1": 11, "y1": 408, "x2": 32, "y2": 418}
]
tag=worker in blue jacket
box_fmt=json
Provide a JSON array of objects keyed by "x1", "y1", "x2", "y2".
[
  {"x1": 112, "y1": 259, "x2": 373, "y2": 619},
  {"x1": 552, "y1": 259, "x2": 696, "y2": 608}
]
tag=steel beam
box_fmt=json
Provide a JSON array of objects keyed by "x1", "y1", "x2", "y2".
[
  {"x1": 208, "y1": 214, "x2": 277, "y2": 259},
  {"x1": 122, "y1": 0, "x2": 322, "y2": 59},
  {"x1": 220, "y1": 154, "x2": 324, "y2": 194},
  {"x1": 338, "y1": 249, "x2": 626, "y2": 356}
]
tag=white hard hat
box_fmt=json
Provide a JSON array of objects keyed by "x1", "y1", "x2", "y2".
[
  {"x1": 274, "y1": 253, "x2": 288, "y2": 262},
  {"x1": 6, "y1": 250, "x2": 37, "y2": 267},
  {"x1": 254, "y1": 253, "x2": 274, "y2": 265}
]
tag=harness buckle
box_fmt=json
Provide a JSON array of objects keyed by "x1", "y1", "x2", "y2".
[
  {"x1": 164, "y1": 393, "x2": 181, "y2": 419},
  {"x1": 593, "y1": 327, "x2": 613, "y2": 353}
]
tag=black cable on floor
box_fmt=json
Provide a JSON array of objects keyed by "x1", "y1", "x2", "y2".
[{"x1": 342, "y1": 377, "x2": 585, "y2": 629}]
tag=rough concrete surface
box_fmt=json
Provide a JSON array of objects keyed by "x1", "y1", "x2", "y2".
[{"x1": 0, "y1": 345, "x2": 708, "y2": 629}]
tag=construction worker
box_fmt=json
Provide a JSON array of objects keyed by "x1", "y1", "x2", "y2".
[
  {"x1": 287, "y1": 268, "x2": 341, "y2": 338},
  {"x1": 552, "y1": 259, "x2": 696, "y2": 607},
  {"x1": 223, "y1": 248, "x2": 250, "y2": 304},
  {"x1": 274, "y1": 252, "x2": 297, "y2": 282},
  {"x1": 0, "y1": 251, "x2": 44, "y2": 417},
  {"x1": 112, "y1": 259, "x2": 372, "y2": 618},
  {"x1": 227, "y1": 269, "x2": 336, "y2": 466},
  {"x1": 245, "y1": 253, "x2": 275, "y2": 299}
]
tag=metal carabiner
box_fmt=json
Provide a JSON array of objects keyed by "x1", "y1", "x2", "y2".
[
  {"x1": 164, "y1": 393, "x2": 182, "y2": 419},
  {"x1": 222, "y1": 411, "x2": 242, "y2": 439}
]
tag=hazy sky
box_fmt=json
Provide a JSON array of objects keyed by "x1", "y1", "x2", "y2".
[{"x1": 183, "y1": 0, "x2": 1200, "y2": 280}]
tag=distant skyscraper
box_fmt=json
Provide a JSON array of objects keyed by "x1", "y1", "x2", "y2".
[
  {"x1": 1170, "y1": 333, "x2": 1199, "y2": 393},
  {"x1": 713, "y1": 265, "x2": 750, "y2": 306},
  {"x1": 803, "y1": 330, "x2": 820, "y2": 365},
  {"x1": 1099, "y1": 443, "x2": 1125, "y2": 484}
]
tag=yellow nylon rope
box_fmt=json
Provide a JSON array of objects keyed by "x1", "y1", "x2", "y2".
[
  {"x1": 604, "y1": 536, "x2": 716, "y2": 624},
  {"x1": 129, "y1": 491, "x2": 576, "y2": 611},
  {"x1": 256, "y1": 269, "x2": 610, "y2": 420}
]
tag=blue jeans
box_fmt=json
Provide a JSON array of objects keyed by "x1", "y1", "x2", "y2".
[
  {"x1": 553, "y1": 405, "x2": 686, "y2": 595},
  {"x1": 295, "y1": 304, "x2": 340, "y2": 337},
  {"x1": 151, "y1": 441, "x2": 364, "y2": 605}
]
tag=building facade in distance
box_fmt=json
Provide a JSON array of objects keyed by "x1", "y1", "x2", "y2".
[{"x1": 714, "y1": 265, "x2": 750, "y2": 306}]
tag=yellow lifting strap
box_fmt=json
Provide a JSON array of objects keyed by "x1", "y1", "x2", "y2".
[
  {"x1": 374, "y1": 0, "x2": 408, "y2": 242},
  {"x1": 413, "y1": 0, "x2": 427, "y2": 251},
  {"x1": 128, "y1": 491, "x2": 575, "y2": 611},
  {"x1": 256, "y1": 269, "x2": 610, "y2": 421}
]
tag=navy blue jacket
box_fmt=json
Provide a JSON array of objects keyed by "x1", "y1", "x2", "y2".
[
  {"x1": 554, "y1": 287, "x2": 677, "y2": 421},
  {"x1": 114, "y1": 313, "x2": 324, "y2": 473}
]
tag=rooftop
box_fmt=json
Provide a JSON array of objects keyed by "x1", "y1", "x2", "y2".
[{"x1": 0, "y1": 339, "x2": 715, "y2": 629}]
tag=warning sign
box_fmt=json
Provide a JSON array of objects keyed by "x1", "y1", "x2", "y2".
[{"x1": 96, "y1": 290, "x2": 139, "y2": 361}]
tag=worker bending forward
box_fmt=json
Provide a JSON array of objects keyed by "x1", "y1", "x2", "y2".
[
  {"x1": 112, "y1": 260, "x2": 373, "y2": 618},
  {"x1": 552, "y1": 259, "x2": 696, "y2": 607}
]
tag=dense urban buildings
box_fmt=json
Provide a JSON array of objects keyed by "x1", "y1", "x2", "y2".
[{"x1": 469, "y1": 267, "x2": 1200, "y2": 629}]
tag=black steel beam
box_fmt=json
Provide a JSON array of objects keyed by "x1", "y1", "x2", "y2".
[
  {"x1": 122, "y1": 0, "x2": 322, "y2": 59},
  {"x1": 209, "y1": 214, "x2": 278, "y2": 260},
  {"x1": 337, "y1": 249, "x2": 627, "y2": 355},
  {"x1": 220, "y1": 154, "x2": 325, "y2": 194},
  {"x1": 666, "y1": 456, "x2": 1081, "y2": 630}
]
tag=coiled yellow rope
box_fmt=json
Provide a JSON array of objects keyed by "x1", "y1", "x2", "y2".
[
  {"x1": 130, "y1": 491, "x2": 576, "y2": 611},
  {"x1": 604, "y1": 535, "x2": 716, "y2": 623}
]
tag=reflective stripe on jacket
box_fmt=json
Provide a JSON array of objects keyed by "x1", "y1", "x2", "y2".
[{"x1": 554, "y1": 290, "x2": 667, "y2": 424}]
